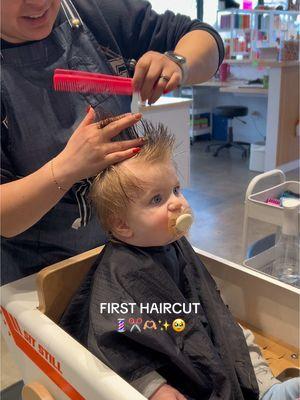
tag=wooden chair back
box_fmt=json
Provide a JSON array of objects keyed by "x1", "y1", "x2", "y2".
[{"x1": 36, "y1": 246, "x2": 104, "y2": 323}]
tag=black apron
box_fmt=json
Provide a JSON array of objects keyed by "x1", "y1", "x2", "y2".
[{"x1": 1, "y1": 0, "x2": 132, "y2": 284}]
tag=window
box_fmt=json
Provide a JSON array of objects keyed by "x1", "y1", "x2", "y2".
[
  {"x1": 148, "y1": 0, "x2": 197, "y2": 19},
  {"x1": 203, "y1": 0, "x2": 219, "y2": 26}
]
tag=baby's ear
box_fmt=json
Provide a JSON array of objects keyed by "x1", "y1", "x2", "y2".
[{"x1": 111, "y1": 218, "x2": 133, "y2": 240}]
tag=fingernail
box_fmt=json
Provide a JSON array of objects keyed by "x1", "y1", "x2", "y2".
[
  {"x1": 86, "y1": 105, "x2": 91, "y2": 113},
  {"x1": 139, "y1": 137, "x2": 147, "y2": 142},
  {"x1": 133, "y1": 113, "x2": 142, "y2": 120},
  {"x1": 132, "y1": 147, "x2": 141, "y2": 154}
]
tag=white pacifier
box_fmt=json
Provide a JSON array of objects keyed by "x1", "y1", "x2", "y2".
[
  {"x1": 168, "y1": 207, "x2": 194, "y2": 237},
  {"x1": 175, "y1": 213, "x2": 194, "y2": 234}
]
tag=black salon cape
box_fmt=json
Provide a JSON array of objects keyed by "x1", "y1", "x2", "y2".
[{"x1": 60, "y1": 238, "x2": 259, "y2": 400}]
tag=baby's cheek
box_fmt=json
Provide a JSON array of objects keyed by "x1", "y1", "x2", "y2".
[
  {"x1": 159, "y1": 210, "x2": 171, "y2": 230},
  {"x1": 149, "y1": 209, "x2": 168, "y2": 229}
]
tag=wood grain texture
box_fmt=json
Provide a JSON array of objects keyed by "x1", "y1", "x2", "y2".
[
  {"x1": 36, "y1": 246, "x2": 103, "y2": 323},
  {"x1": 241, "y1": 321, "x2": 299, "y2": 378},
  {"x1": 277, "y1": 66, "x2": 300, "y2": 166},
  {"x1": 22, "y1": 382, "x2": 55, "y2": 400}
]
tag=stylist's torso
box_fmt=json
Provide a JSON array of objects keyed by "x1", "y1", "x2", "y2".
[{"x1": 1, "y1": 0, "x2": 132, "y2": 283}]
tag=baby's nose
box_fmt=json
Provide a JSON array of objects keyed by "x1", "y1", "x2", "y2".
[
  {"x1": 168, "y1": 197, "x2": 188, "y2": 212},
  {"x1": 168, "y1": 202, "x2": 183, "y2": 212}
]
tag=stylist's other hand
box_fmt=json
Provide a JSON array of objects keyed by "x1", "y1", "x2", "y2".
[
  {"x1": 133, "y1": 51, "x2": 183, "y2": 105},
  {"x1": 149, "y1": 384, "x2": 187, "y2": 400},
  {"x1": 53, "y1": 109, "x2": 143, "y2": 188}
]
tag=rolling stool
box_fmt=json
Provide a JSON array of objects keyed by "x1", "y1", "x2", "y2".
[{"x1": 206, "y1": 106, "x2": 249, "y2": 158}]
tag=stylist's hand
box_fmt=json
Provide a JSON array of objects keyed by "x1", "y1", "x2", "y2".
[
  {"x1": 133, "y1": 51, "x2": 183, "y2": 105},
  {"x1": 53, "y1": 109, "x2": 143, "y2": 188},
  {"x1": 149, "y1": 384, "x2": 187, "y2": 400}
]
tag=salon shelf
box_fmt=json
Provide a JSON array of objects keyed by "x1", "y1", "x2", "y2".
[
  {"x1": 246, "y1": 180, "x2": 300, "y2": 226},
  {"x1": 242, "y1": 169, "x2": 300, "y2": 260},
  {"x1": 226, "y1": 59, "x2": 300, "y2": 68},
  {"x1": 218, "y1": 9, "x2": 299, "y2": 63},
  {"x1": 244, "y1": 246, "x2": 299, "y2": 288},
  {"x1": 219, "y1": 86, "x2": 268, "y2": 95}
]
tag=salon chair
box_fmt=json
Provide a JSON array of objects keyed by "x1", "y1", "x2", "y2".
[
  {"x1": 1, "y1": 247, "x2": 298, "y2": 399},
  {"x1": 206, "y1": 105, "x2": 250, "y2": 158}
]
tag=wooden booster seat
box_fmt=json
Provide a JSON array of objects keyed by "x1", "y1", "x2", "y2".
[
  {"x1": 22, "y1": 247, "x2": 103, "y2": 400},
  {"x1": 22, "y1": 247, "x2": 299, "y2": 399}
]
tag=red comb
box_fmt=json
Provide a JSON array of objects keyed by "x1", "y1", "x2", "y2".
[
  {"x1": 53, "y1": 69, "x2": 133, "y2": 95},
  {"x1": 53, "y1": 69, "x2": 169, "y2": 96}
]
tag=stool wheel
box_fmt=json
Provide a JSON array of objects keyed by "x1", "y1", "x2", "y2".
[{"x1": 22, "y1": 382, "x2": 55, "y2": 400}]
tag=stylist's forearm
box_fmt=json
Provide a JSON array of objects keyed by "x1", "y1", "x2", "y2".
[
  {"x1": 0, "y1": 160, "x2": 73, "y2": 238},
  {"x1": 0, "y1": 111, "x2": 144, "y2": 238},
  {"x1": 175, "y1": 30, "x2": 219, "y2": 84}
]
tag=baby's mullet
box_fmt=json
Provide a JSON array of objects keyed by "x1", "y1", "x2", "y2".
[{"x1": 90, "y1": 119, "x2": 175, "y2": 233}]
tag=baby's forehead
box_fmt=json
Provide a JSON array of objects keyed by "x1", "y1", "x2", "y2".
[{"x1": 121, "y1": 157, "x2": 177, "y2": 180}]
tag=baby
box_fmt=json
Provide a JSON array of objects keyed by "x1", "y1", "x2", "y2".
[{"x1": 60, "y1": 120, "x2": 299, "y2": 400}]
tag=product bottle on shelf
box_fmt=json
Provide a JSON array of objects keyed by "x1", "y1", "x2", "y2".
[
  {"x1": 272, "y1": 198, "x2": 300, "y2": 286},
  {"x1": 243, "y1": 0, "x2": 253, "y2": 9}
]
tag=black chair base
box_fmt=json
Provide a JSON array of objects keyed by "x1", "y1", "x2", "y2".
[
  {"x1": 236, "y1": 141, "x2": 251, "y2": 154},
  {"x1": 207, "y1": 105, "x2": 249, "y2": 158},
  {"x1": 206, "y1": 141, "x2": 248, "y2": 158}
]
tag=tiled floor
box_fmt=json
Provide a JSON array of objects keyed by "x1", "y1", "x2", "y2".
[{"x1": 1, "y1": 139, "x2": 299, "y2": 394}]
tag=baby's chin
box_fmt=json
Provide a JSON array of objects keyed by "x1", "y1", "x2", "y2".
[{"x1": 123, "y1": 232, "x2": 186, "y2": 247}]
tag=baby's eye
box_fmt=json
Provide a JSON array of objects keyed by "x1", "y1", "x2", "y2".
[
  {"x1": 150, "y1": 194, "x2": 162, "y2": 205},
  {"x1": 173, "y1": 186, "x2": 181, "y2": 196}
]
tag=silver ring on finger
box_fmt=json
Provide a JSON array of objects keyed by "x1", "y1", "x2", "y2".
[{"x1": 159, "y1": 75, "x2": 170, "y2": 83}]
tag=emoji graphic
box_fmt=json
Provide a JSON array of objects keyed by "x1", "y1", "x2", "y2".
[
  {"x1": 162, "y1": 321, "x2": 171, "y2": 331},
  {"x1": 117, "y1": 318, "x2": 125, "y2": 333},
  {"x1": 143, "y1": 320, "x2": 157, "y2": 330},
  {"x1": 129, "y1": 317, "x2": 143, "y2": 333},
  {"x1": 172, "y1": 318, "x2": 186, "y2": 332}
]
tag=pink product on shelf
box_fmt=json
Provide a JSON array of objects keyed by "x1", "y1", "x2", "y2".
[
  {"x1": 266, "y1": 197, "x2": 281, "y2": 207},
  {"x1": 219, "y1": 62, "x2": 230, "y2": 82},
  {"x1": 257, "y1": 31, "x2": 268, "y2": 41},
  {"x1": 243, "y1": 0, "x2": 253, "y2": 9},
  {"x1": 224, "y1": 41, "x2": 231, "y2": 59}
]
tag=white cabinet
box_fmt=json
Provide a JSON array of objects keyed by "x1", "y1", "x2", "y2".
[{"x1": 140, "y1": 97, "x2": 192, "y2": 188}]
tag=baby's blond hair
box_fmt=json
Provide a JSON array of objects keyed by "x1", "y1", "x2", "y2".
[{"x1": 90, "y1": 120, "x2": 175, "y2": 233}]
